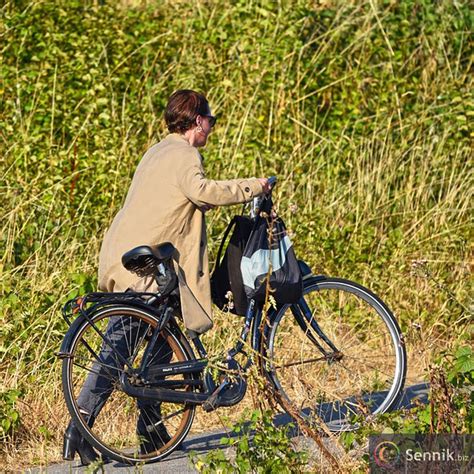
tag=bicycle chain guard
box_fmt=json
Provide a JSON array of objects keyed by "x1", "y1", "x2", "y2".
[{"x1": 202, "y1": 359, "x2": 247, "y2": 412}]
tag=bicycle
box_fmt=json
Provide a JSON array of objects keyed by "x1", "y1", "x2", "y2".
[{"x1": 58, "y1": 177, "x2": 407, "y2": 465}]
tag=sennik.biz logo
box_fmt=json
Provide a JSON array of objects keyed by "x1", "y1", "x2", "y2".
[
  {"x1": 373, "y1": 441, "x2": 400, "y2": 469},
  {"x1": 369, "y1": 434, "x2": 473, "y2": 473}
]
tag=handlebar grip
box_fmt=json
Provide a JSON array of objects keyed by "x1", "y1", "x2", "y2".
[{"x1": 267, "y1": 176, "x2": 277, "y2": 187}]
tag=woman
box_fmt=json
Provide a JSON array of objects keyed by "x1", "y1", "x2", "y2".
[{"x1": 63, "y1": 89, "x2": 270, "y2": 464}]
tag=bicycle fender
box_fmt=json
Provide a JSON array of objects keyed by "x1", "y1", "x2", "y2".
[{"x1": 57, "y1": 313, "x2": 89, "y2": 358}]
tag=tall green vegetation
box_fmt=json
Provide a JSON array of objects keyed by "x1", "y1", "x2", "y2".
[{"x1": 1, "y1": 0, "x2": 472, "y2": 468}]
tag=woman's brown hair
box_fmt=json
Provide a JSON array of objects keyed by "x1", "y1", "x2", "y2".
[{"x1": 164, "y1": 90, "x2": 209, "y2": 133}]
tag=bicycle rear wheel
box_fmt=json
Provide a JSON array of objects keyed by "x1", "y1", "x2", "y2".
[
  {"x1": 62, "y1": 305, "x2": 196, "y2": 464},
  {"x1": 266, "y1": 277, "x2": 406, "y2": 431}
]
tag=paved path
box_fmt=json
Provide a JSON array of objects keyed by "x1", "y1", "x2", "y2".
[
  {"x1": 27, "y1": 383, "x2": 429, "y2": 473},
  {"x1": 28, "y1": 430, "x2": 229, "y2": 473}
]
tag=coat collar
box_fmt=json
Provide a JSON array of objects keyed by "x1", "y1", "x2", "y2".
[
  {"x1": 165, "y1": 133, "x2": 204, "y2": 162},
  {"x1": 165, "y1": 133, "x2": 191, "y2": 146}
]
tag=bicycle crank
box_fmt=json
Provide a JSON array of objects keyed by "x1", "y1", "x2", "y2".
[{"x1": 202, "y1": 359, "x2": 247, "y2": 412}]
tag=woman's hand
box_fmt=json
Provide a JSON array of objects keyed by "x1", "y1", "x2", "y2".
[
  {"x1": 258, "y1": 178, "x2": 272, "y2": 194},
  {"x1": 199, "y1": 204, "x2": 216, "y2": 213}
]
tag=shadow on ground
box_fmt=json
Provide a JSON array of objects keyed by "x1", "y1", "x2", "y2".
[{"x1": 29, "y1": 383, "x2": 429, "y2": 473}]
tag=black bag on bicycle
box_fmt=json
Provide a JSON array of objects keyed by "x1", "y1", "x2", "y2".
[
  {"x1": 240, "y1": 197, "x2": 302, "y2": 304},
  {"x1": 210, "y1": 215, "x2": 253, "y2": 316}
]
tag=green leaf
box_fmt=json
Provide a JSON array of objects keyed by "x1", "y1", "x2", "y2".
[{"x1": 454, "y1": 357, "x2": 474, "y2": 375}]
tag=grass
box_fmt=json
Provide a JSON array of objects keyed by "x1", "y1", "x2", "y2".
[{"x1": 1, "y1": 0, "x2": 472, "y2": 470}]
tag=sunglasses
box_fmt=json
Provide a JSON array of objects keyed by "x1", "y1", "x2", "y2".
[{"x1": 202, "y1": 114, "x2": 217, "y2": 128}]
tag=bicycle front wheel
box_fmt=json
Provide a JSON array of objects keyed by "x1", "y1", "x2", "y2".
[
  {"x1": 266, "y1": 277, "x2": 406, "y2": 431},
  {"x1": 62, "y1": 305, "x2": 196, "y2": 464}
]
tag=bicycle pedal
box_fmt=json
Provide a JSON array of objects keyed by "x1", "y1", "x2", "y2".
[
  {"x1": 202, "y1": 397, "x2": 217, "y2": 413},
  {"x1": 202, "y1": 380, "x2": 229, "y2": 412}
]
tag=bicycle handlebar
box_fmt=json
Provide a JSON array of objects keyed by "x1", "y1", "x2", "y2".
[
  {"x1": 249, "y1": 176, "x2": 277, "y2": 218},
  {"x1": 267, "y1": 176, "x2": 277, "y2": 188}
]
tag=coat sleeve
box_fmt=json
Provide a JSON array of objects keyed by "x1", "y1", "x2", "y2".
[{"x1": 177, "y1": 149, "x2": 264, "y2": 207}]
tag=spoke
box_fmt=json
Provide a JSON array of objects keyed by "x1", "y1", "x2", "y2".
[
  {"x1": 131, "y1": 322, "x2": 150, "y2": 364},
  {"x1": 121, "y1": 316, "x2": 132, "y2": 361},
  {"x1": 321, "y1": 365, "x2": 348, "y2": 425},
  {"x1": 147, "y1": 343, "x2": 174, "y2": 369},
  {"x1": 142, "y1": 408, "x2": 161, "y2": 452},
  {"x1": 73, "y1": 354, "x2": 122, "y2": 379},
  {"x1": 160, "y1": 405, "x2": 183, "y2": 432},
  {"x1": 79, "y1": 336, "x2": 116, "y2": 379},
  {"x1": 310, "y1": 317, "x2": 386, "y2": 350},
  {"x1": 343, "y1": 353, "x2": 396, "y2": 361},
  {"x1": 161, "y1": 406, "x2": 186, "y2": 422},
  {"x1": 305, "y1": 318, "x2": 391, "y2": 360},
  {"x1": 335, "y1": 359, "x2": 396, "y2": 383},
  {"x1": 306, "y1": 292, "x2": 385, "y2": 351},
  {"x1": 72, "y1": 361, "x2": 118, "y2": 383},
  {"x1": 307, "y1": 366, "x2": 377, "y2": 421},
  {"x1": 308, "y1": 381, "x2": 346, "y2": 406},
  {"x1": 130, "y1": 318, "x2": 144, "y2": 362},
  {"x1": 273, "y1": 354, "x2": 329, "y2": 369},
  {"x1": 324, "y1": 364, "x2": 343, "y2": 426},
  {"x1": 337, "y1": 331, "x2": 392, "y2": 353},
  {"x1": 73, "y1": 372, "x2": 116, "y2": 404},
  {"x1": 294, "y1": 308, "x2": 389, "y2": 356},
  {"x1": 280, "y1": 363, "x2": 345, "y2": 405}
]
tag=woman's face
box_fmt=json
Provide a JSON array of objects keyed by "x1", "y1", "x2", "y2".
[{"x1": 193, "y1": 108, "x2": 216, "y2": 147}]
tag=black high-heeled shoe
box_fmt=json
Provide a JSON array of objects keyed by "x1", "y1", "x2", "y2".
[{"x1": 63, "y1": 420, "x2": 99, "y2": 466}]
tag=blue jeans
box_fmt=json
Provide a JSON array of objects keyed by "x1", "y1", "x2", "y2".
[{"x1": 76, "y1": 313, "x2": 172, "y2": 423}]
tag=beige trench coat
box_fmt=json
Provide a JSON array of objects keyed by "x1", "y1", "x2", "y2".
[{"x1": 98, "y1": 133, "x2": 263, "y2": 335}]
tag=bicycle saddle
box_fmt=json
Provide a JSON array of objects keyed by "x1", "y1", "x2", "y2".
[{"x1": 122, "y1": 242, "x2": 175, "y2": 276}]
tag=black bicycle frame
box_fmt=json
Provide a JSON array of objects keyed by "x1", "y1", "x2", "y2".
[
  {"x1": 61, "y1": 272, "x2": 341, "y2": 407},
  {"x1": 119, "y1": 298, "x2": 263, "y2": 405},
  {"x1": 119, "y1": 279, "x2": 342, "y2": 406}
]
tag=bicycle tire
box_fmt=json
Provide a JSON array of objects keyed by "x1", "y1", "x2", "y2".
[
  {"x1": 61, "y1": 305, "x2": 197, "y2": 464},
  {"x1": 265, "y1": 276, "x2": 407, "y2": 431}
]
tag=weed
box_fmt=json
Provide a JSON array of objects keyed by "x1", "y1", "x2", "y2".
[{"x1": 191, "y1": 409, "x2": 309, "y2": 474}]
